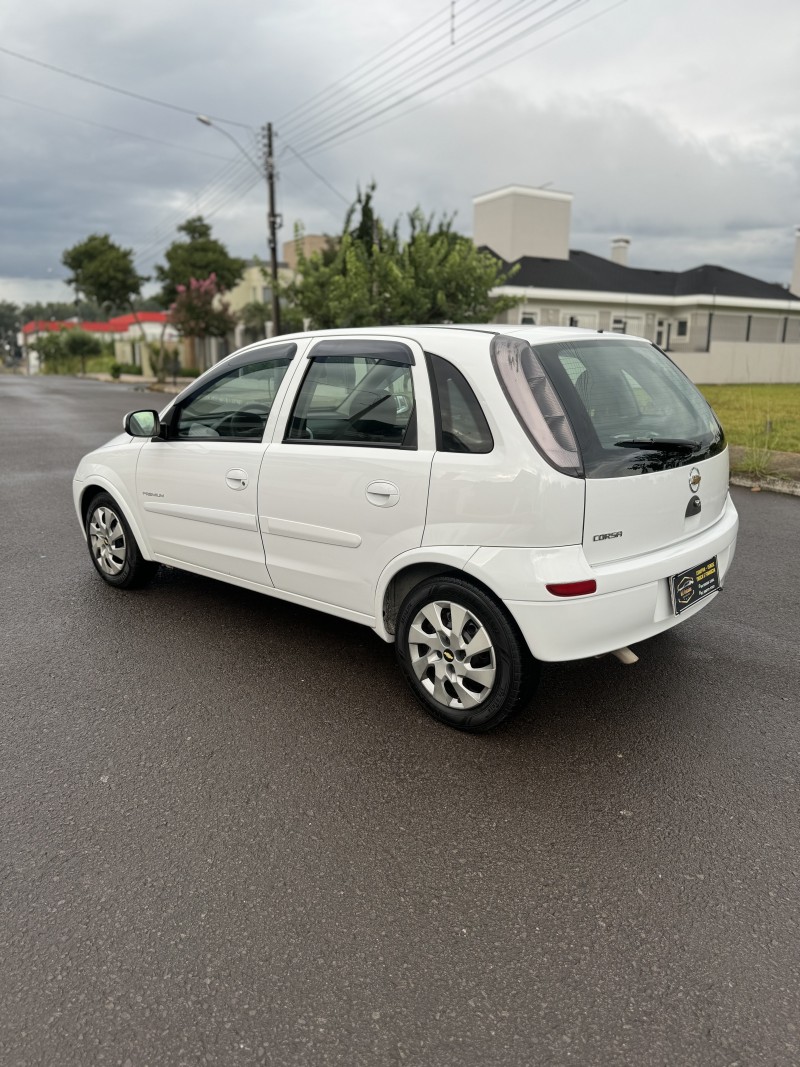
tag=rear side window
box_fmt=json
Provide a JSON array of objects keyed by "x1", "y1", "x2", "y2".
[
  {"x1": 285, "y1": 352, "x2": 416, "y2": 448},
  {"x1": 535, "y1": 338, "x2": 725, "y2": 478},
  {"x1": 427, "y1": 354, "x2": 493, "y2": 454}
]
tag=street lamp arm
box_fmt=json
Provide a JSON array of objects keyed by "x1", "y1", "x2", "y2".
[{"x1": 196, "y1": 116, "x2": 262, "y2": 177}]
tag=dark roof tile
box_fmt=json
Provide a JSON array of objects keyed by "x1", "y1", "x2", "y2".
[{"x1": 482, "y1": 247, "x2": 798, "y2": 302}]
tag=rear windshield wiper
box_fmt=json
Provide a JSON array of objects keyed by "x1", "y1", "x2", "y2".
[{"x1": 613, "y1": 438, "x2": 700, "y2": 453}]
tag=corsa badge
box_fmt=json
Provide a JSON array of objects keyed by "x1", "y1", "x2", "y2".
[{"x1": 689, "y1": 467, "x2": 701, "y2": 493}]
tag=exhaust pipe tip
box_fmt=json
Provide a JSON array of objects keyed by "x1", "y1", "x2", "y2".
[{"x1": 610, "y1": 646, "x2": 639, "y2": 665}]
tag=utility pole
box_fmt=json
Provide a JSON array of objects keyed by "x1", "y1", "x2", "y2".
[
  {"x1": 197, "y1": 114, "x2": 283, "y2": 337},
  {"x1": 262, "y1": 123, "x2": 282, "y2": 337}
]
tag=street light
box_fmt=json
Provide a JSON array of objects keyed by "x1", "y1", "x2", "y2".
[{"x1": 196, "y1": 115, "x2": 282, "y2": 336}]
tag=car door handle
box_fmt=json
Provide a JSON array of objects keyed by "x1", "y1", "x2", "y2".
[
  {"x1": 226, "y1": 468, "x2": 249, "y2": 491},
  {"x1": 365, "y1": 480, "x2": 399, "y2": 507}
]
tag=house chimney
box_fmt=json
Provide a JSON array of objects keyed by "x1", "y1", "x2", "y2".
[
  {"x1": 791, "y1": 225, "x2": 800, "y2": 297},
  {"x1": 610, "y1": 236, "x2": 630, "y2": 267}
]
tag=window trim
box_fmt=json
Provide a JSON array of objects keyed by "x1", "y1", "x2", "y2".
[{"x1": 306, "y1": 337, "x2": 415, "y2": 365}]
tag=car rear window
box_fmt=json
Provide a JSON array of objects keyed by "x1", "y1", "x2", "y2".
[{"x1": 532, "y1": 338, "x2": 725, "y2": 478}]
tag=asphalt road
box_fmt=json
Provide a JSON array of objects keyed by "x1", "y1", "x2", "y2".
[{"x1": 1, "y1": 375, "x2": 798, "y2": 1067}]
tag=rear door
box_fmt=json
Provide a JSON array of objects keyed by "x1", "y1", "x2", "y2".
[
  {"x1": 532, "y1": 337, "x2": 729, "y2": 565},
  {"x1": 258, "y1": 337, "x2": 434, "y2": 617}
]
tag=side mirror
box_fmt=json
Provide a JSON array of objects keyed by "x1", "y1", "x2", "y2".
[{"x1": 124, "y1": 409, "x2": 161, "y2": 437}]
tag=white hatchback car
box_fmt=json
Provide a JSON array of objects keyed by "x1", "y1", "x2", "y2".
[{"x1": 74, "y1": 326, "x2": 738, "y2": 731}]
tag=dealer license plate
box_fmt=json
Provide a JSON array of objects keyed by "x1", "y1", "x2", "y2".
[{"x1": 670, "y1": 556, "x2": 720, "y2": 615}]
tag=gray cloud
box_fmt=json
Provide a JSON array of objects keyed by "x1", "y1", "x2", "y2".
[{"x1": 1, "y1": 0, "x2": 798, "y2": 304}]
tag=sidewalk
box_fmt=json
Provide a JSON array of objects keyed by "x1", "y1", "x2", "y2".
[
  {"x1": 728, "y1": 446, "x2": 800, "y2": 497},
  {"x1": 87, "y1": 371, "x2": 186, "y2": 394}
]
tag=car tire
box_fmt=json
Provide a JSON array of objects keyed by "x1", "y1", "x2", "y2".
[
  {"x1": 396, "y1": 577, "x2": 539, "y2": 732},
  {"x1": 85, "y1": 492, "x2": 158, "y2": 590}
]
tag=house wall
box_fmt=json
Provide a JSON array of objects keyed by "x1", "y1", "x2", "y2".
[
  {"x1": 474, "y1": 187, "x2": 572, "y2": 262},
  {"x1": 507, "y1": 295, "x2": 800, "y2": 354},
  {"x1": 227, "y1": 264, "x2": 270, "y2": 315},
  {"x1": 668, "y1": 342, "x2": 800, "y2": 383}
]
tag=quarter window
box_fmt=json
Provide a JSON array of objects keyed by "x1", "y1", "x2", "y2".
[
  {"x1": 286, "y1": 348, "x2": 416, "y2": 448},
  {"x1": 427, "y1": 354, "x2": 493, "y2": 454}
]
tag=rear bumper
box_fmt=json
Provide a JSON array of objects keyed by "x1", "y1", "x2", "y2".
[{"x1": 466, "y1": 494, "x2": 739, "y2": 662}]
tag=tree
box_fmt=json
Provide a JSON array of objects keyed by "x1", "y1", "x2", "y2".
[
  {"x1": 288, "y1": 185, "x2": 518, "y2": 329},
  {"x1": 62, "y1": 234, "x2": 147, "y2": 313},
  {"x1": 34, "y1": 329, "x2": 103, "y2": 375},
  {"x1": 170, "y1": 274, "x2": 236, "y2": 343},
  {"x1": 61, "y1": 234, "x2": 174, "y2": 380},
  {"x1": 20, "y1": 299, "x2": 104, "y2": 322},
  {"x1": 63, "y1": 329, "x2": 103, "y2": 376},
  {"x1": 0, "y1": 301, "x2": 20, "y2": 359},
  {"x1": 155, "y1": 217, "x2": 246, "y2": 306}
]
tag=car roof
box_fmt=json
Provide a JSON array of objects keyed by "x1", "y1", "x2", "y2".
[{"x1": 231, "y1": 323, "x2": 643, "y2": 361}]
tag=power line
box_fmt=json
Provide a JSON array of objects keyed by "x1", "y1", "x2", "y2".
[
  {"x1": 0, "y1": 92, "x2": 232, "y2": 161},
  {"x1": 132, "y1": 154, "x2": 257, "y2": 266},
  {"x1": 300, "y1": 0, "x2": 627, "y2": 162},
  {"x1": 281, "y1": 0, "x2": 511, "y2": 143},
  {"x1": 288, "y1": 0, "x2": 568, "y2": 153},
  {"x1": 0, "y1": 44, "x2": 251, "y2": 129},
  {"x1": 136, "y1": 1, "x2": 621, "y2": 268},
  {"x1": 276, "y1": 1, "x2": 467, "y2": 127},
  {"x1": 281, "y1": 143, "x2": 350, "y2": 204},
  {"x1": 297, "y1": 0, "x2": 628, "y2": 162},
  {"x1": 291, "y1": 0, "x2": 590, "y2": 158}
]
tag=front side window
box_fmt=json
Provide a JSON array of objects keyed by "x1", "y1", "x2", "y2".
[
  {"x1": 286, "y1": 348, "x2": 416, "y2": 448},
  {"x1": 175, "y1": 354, "x2": 293, "y2": 440}
]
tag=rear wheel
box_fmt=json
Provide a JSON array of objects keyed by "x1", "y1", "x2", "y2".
[
  {"x1": 85, "y1": 492, "x2": 158, "y2": 589},
  {"x1": 396, "y1": 577, "x2": 538, "y2": 732}
]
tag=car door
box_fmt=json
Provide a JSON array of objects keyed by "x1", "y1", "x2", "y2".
[
  {"x1": 135, "y1": 342, "x2": 299, "y2": 584},
  {"x1": 258, "y1": 337, "x2": 435, "y2": 617}
]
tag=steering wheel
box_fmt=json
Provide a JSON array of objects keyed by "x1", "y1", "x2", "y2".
[{"x1": 229, "y1": 403, "x2": 271, "y2": 437}]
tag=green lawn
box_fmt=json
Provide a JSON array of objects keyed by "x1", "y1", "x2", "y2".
[{"x1": 698, "y1": 384, "x2": 800, "y2": 454}]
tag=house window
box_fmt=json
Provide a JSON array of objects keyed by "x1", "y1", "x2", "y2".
[
  {"x1": 611, "y1": 314, "x2": 644, "y2": 336},
  {"x1": 561, "y1": 311, "x2": 598, "y2": 329},
  {"x1": 676, "y1": 319, "x2": 689, "y2": 338},
  {"x1": 520, "y1": 312, "x2": 537, "y2": 325}
]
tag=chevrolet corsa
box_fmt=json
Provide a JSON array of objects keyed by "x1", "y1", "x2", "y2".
[{"x1": 73, "y1": 327, "x2": 738, "y2": 732}]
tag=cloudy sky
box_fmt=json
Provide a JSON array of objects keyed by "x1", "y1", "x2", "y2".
[{"x1": 1, "y1": 0, "x2": 798, "y2": 307}]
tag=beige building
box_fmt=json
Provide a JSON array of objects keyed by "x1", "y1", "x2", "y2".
[{"x1": 477, "y1": 186, "x2": 800, "y2": 381}]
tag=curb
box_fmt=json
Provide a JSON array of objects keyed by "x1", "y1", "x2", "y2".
[{"x1": 730, "y1": 474, "x2": 800, "y2": 498}]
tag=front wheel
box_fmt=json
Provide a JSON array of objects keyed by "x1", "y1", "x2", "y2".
[
  {"x1": 85, "y1": 492, "x2": 158, "y2": 589},
  {"x1": 395, "y1": 577, "x2": 539, "y2": 732}
]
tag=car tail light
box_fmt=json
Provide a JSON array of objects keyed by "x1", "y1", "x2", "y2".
[
  {"x1": 490, "y1": 334, "x2": 582, "y2": 476},
  {"x1": 546, "y1": 580, "x2": 597, "y2": 597}
]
